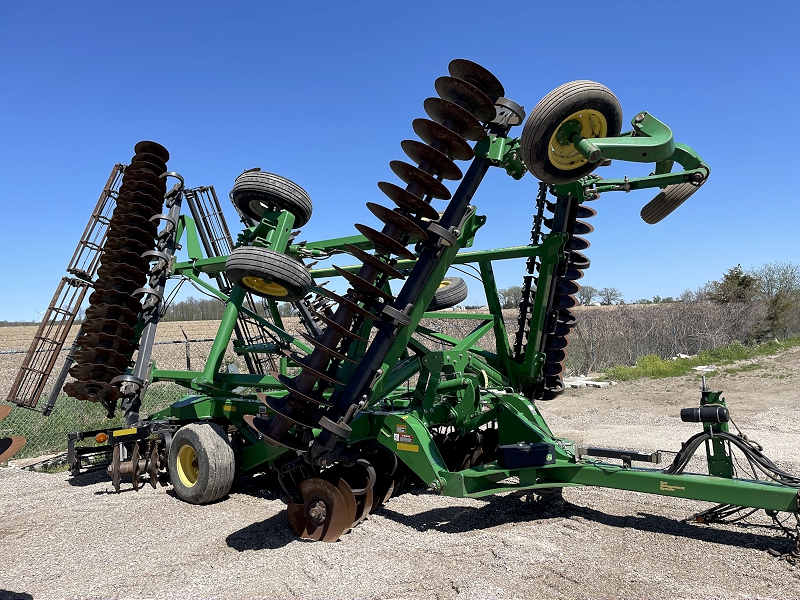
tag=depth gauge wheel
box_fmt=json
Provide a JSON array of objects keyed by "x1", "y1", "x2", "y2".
[
  {"x1": 520, "y1": 81, "x2": 623, "y2": 185},
  {"x1": 426, "y1": 277, "x2": 468, "y2": 311},
  {"x1": 226, "y1": 246, "x2": 312, "y2": 301},
  {"x1": 168, "y1": 423, "x2": 235, "y2": 505},
  {"x1": 231, "y1": 169, "x2": 313, "y2": 227}
]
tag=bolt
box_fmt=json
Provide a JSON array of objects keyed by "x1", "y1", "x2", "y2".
[
  {"x1": 307, "y1": 500, "x2": 327, "y2": 525},
  {"x1": 635, "y1": 113, "x2": 646, "y2": 123}
]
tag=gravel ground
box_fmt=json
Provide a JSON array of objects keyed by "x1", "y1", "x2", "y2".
[{"x1": 2, "y1": 348, "x2": 800, "y2": 599}]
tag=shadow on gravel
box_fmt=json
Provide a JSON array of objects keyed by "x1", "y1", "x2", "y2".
[
  {"x1": 66, "y1": 469, "x2": 108, "y2": 487},
  {"x1": 0, "y1": 589, "x2": 33, "y2": 600},
  {"x1": 226, "y1": 512, "x2": 296, "y2": 550},
  {"x1": 380, "y1": 492, "x2": 787, "y2": 551}
]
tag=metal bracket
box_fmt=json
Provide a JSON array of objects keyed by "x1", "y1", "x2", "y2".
[
  {"x1": 381, "y1": 303, "x2": 412, "y2": 326},
  {"x1": 426, "y1": 222, "x2": 459, "y2": 248}
]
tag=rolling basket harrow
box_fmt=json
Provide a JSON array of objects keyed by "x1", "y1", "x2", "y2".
[{"x1": 3, "y1": 59, "x2": 798, "y2": 555}]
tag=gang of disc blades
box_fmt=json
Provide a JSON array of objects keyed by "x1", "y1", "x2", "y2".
[
  {"x1": 134, "y1": 140, "x2": 169, "y2": 161},
  {"x1": 434, "y1": 76, "x2": 496, "y2": 122},
  {"x1": 333, "y1": 266, "x2": 394, "y2": 302}
]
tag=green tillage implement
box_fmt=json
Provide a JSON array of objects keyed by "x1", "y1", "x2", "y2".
[{"x1": 59, "y1": 60, "x2": 798, "y2": 546}]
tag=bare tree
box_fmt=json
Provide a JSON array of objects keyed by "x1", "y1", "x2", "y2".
[
  {"x1": 598, "y1": 287, "x2": 623, "y2": 305},
  {"x1": 577, "y1": 285, "x2": 598, "y2": 306}
]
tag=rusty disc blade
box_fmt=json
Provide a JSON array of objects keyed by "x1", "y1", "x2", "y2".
[
  {"x1": 312, "y1": 311, "x2": 367, "y2": 343},
  {"x1": 84, "y1": 303, "x2": 139, "y2": 327},
  {"x1": 242, "y1": 414, "x2": 309, "y2": 452},
  {"x1": 76, "y1": 332, "x2": 133, "y2": 356},
  {"x1": 271, "y1": 372, "x2": 335, "y2": 407},
  {"x1": 298, "y1": 333, "x2": 356, "y2": 364},
  {"x1": 400, "y1": 140, "x2": 462, "y2": 180},
  {"x1": 286, "y1": 501, "x2": 308, "y2": 537},
  {"x1": 354, "y1": 224, "x2": 415, "y2": 260},
  {"x1": 130, "y1": 152, "x2": 167, "y2": 173},
  {"x1": 134, "y1": 140, "x2": 169, "y2": 162},
  {"x1": 353, "y1": 489, "x2": 373, "y2": 525},
  {"x1": 336, "y1": 479, "x2": 358, "y2": 531},
  {"x1": 314, "y1": 286, "x2": 378, "y2": 319},
  {"x1": 122, "y1": 168, "x2": 167, "y2": 196},
  {"x1": 545, "y1": 336, "x2": 570, "y2": 351},
  {"x1": 567, "y1": 251, "x2": 590, "y2": 270},
  {"x1": 296, "y1": 478, "x2": 351, "y2": 542},
  {"x1": 344, "y1": 244, "x2": 405, "y2": 280},
  {"x1": 79, "y1": 317, "x2": 134, "y2": 340},
  {"x1": 260, "y1": 395, "x2": 320, "y2": 429},
  {"x1": 0, "y1": 436, "x2": 26, "y2": 463},
  {"x1": 571, "y1": 220, "x2": 594, "y2": 235},
  {"x1": 63, "y1": 379, "x2": 121, "y2": 403},
  {"x1": 545, "y1": 349, "x2": 567, "y2": 364},
  {"x1": 0, "y1": 405, "x2": 11, "y2": 422},
  {"x1": 365, "y1": 202, "x2": 429, "y2": 241},
  {"x1": 283, "y1": 350, "x2": 345, "y2": 386},
  {"x1": 412, "y1": 118, "x2": 474, "y2": 161},
  {"x1": 543, "y1": 361, "x2": 565, "y2": 377},
  {"x1": 68, "y1": 362, "x2": 126, "y2": 384},
  {"x1": 93, "y1": 276, "x2": 140, "y2": 297},
  {"x1": 567, "y1": 236, "x2": 589, "y2": 251},
  {"x1": 390, "y1": 160, "x2": 451, "y2": 200},
  {"x1": 435, "y1": 76, "x2": 495, "y2": 122},
  {"x1": 424, "y1": 98, "x2": 484, "y2": 141},
  {"x1": 103, "y1": 235, "x2": 151, "y2": 256},
  {"x1": 555, "y1": 280, "x2": 580, "y2": 296},
  {"x1": 377, "y1": 181, "x2": 441, "y2": 221},
  {"x1": 448, "y1": 59, "x2": 505, "y2": 100},
  {"x1": 333, "y1": 266, "x2": 394, "y2": 302},
  {"x1": 553, "y1": 294, "x2": 577, "y2": 309}
]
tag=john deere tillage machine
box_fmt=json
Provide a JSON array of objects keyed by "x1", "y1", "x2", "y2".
[{"x1": 5, "y1": 60, "x2": 799, "y2": 550}]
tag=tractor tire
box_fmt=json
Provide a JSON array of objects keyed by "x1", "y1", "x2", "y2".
[
  {"x1": 520, "y1": 81, "x2": 623, "y2": 185},
  {"x1": 168, "y1": 422, "x2": 235, "y2": 505},
  {"x1": 231, "y1": 169, "x2": 313, "y2": 227},
  {"x1": 427, "y1": 277, "x2": 468, "y2": 311},
  {"x1": 225, "y1": 246, "x2": 312, "y2": 301}
]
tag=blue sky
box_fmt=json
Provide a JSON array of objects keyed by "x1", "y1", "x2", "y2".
[{"x1": 1, "y1": 0, "x2": 798, "y2": 320}]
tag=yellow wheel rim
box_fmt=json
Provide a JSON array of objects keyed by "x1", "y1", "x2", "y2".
[
  {"x1": 548, "y1": 109, "x2": 608, "y2": 170},
  {"x1": 438, "y1": 280, "x2": 452, "y2": 289},
  {"x1": 177, "y1": 445, "x2": 199, "y2": 488},
  {"x1": 241, "y1": 276, "x2": 289, "y2": 297}
]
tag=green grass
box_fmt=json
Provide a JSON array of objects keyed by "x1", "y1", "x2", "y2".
[{"x1": 604, "y1": 337, "x2": 800, "y2": 382}]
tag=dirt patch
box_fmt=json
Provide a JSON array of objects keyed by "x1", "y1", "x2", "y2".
[{"x1": 1, "y1": 350, "x2": 799, "y2": 598}]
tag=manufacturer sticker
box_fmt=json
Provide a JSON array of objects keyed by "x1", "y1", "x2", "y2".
[
  {"x1": 659, "y1": 481, "x2": 686, "y2": 492},
  {"x1": 395, "y1": 424, "x2": 407, "y2": 434},
  {"x1": 393, "y1": 433, "x2": 414, "y2": 444}
]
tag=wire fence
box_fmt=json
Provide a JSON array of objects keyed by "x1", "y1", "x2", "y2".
[{"x1": 2, "y1": 301, "x2": 795, "y2": 461}]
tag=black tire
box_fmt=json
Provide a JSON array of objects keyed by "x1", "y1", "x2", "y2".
[
  {"x1": 168, "y1": 422, "x2": 235, "y2": 505},
  {"x1": 225, "y1": 246, "x2": 312, "y2": 301},
  {"x1": 231, "y1": 169, "x2": 313, "y2": 227},
  {"x1": 427, "y1": 277, "x2": 468, "y2": 311},
  {"x1": 640, "y1": 177, "x2": 707, "y2": 224},
  {"x1": 520, "y1": 81, "x2": 623, "y2": 185}
]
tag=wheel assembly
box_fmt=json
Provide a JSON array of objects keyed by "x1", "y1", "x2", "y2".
[
  {"x1": 519, "y1": 81, "x2": 623, "y2": 185},
  {"x1": 226, "y1": 246, "x2": 312, "y2": 301},
  {"x1": 168, "y1": 423, "x2": 235, "y2": 505},
  {"x1": 426, "y1": 276, "x2": 468, "y2": 311},
  {"x1": 231, "y1": 169, "x2": 313, "y2": 227}
]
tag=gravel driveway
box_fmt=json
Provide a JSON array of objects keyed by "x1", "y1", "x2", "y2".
[{"x1": 2, "y1": 348, "x2": 799, "y2": 599}]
